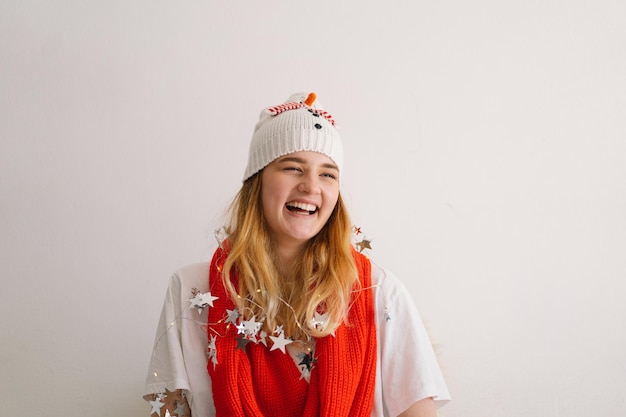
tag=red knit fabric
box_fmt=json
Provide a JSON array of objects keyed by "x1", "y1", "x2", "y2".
[{"x1": 206, "y1": 247, "x2": 377, "y2": 417}]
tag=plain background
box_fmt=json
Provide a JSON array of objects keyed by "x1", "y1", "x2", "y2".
[{"x1": 1, "y1": 1, "x2": 625, "y2": 416}]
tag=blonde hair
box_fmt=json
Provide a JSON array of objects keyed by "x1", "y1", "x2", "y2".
[{"x1": 221, "y1": 172, "x2": 358, "y2": 341}]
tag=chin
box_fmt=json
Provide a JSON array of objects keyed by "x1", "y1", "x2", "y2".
[{"x1": 286, "y1": 228, "x2": 323, "y2": 244}]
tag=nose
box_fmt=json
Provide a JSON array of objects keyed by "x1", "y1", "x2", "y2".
[{"x1": 298, "y1": 172, "x2": 321, "y2": 194}]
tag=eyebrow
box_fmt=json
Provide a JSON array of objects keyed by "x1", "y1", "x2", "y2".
[{"x1": 276, "y1": 156, "x2": 339, "y2": 171}]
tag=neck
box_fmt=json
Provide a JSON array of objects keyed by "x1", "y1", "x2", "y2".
[{"x1": 274, "y1": 242, "x2": 305, "y2": 279}]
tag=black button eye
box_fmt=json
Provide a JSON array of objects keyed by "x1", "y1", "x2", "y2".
[{"x1": 314, "y1": 123, "x2": 322, "y2": 129}]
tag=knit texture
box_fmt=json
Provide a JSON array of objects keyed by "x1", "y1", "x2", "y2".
[
  {"x1": 242, "y1": 92, "x2": 344, "y2": 182},
  {"x1": 207, "y1": 247, "x2": 377, "y2": 417}
]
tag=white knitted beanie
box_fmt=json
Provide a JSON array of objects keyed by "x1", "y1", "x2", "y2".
[{"x1": 242, "y1": 92, "x2": 343, "y2": 182}]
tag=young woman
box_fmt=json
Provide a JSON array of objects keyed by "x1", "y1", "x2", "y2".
[{"x1": 144, "y1": 92, "x2": 450, "y2": 416}]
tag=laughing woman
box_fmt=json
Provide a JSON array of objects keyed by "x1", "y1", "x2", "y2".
[{"x1": 144, "y1": 92, "x2": 450, "y2": 417}]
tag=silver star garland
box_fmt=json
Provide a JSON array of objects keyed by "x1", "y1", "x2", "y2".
[
  {"x1": 188, "y1": 288, "x2": 218, "y2": 314},
  {"x1": 149, "y1": 225, "x2": 385, "y2": 404}
]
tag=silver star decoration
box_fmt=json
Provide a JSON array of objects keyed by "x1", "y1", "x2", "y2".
[
  {"x1": 296, "y1": 351, "x2": 317, "y2": 380},
  {"x1": 355, "y1": 239, "x2": 372, "y2": 253},
  {"x1": 208, "y1": 334, "x2": 217, "y2": 351},
  {"x1": 259, "y1": 330, "x2": 268, "y2": 346},
  {"x1": 149, "y1": 398, "x2": 165, "y2": 415},
  {"x1": 384, "y1": 307, "x2": 391, "y2": 322},
  {"x1": 242, "y1": 316, "x2": 262, "y2": 337},
  {"x1": 269, "y1": 332, "x2": 293, "y2": 353},
  {"x1": 174, "y1": 400, "x2": 187, "y2": 416},
  {"x1": 225, "y1": 308, "x2": 240, "y2": 324},
  {"x1": 207, "y1": 335, "x2": 218, "y2": 367},
  {"x1": 198, "y1": 291, "x2": 218, "y2": 306},
  {"x1": 299, "y1": 366, "x2": 312, "y2": 381},
  {"x1": 235, "y1": 321, "x2": 247, "y2": 335},
  {"x1": 235, "y1": 335, "x2": 253, "y2": 351},
  {"x1": 214, "y1": 227, "x2": 227, "y2": 247},
  {"x1": 312, "y1": 311, "x2": 329, "y2": 330},
  {"x1": 188, "y1": 291, "x2": 218, "y2": 314},
  {"x1": 298, "y1": 351, "x2": 317, "y2": 371}
]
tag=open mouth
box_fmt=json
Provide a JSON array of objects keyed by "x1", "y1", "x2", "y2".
[{"x1": 286, "y1": 201, "x2": 318, "y2": 215}]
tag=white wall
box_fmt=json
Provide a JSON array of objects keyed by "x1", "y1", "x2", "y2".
[{"x1": 1, "y1": 1, "x2": 625, "y2": 416}]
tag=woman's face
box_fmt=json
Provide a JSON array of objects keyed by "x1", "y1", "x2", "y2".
[{"x1": 261, "y1": 151, "x2": 340, "y2": 252}]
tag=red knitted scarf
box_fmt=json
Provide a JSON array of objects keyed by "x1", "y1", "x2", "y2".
[{"x1": 206, "y1": 247, "x2": 377, "y2": 417}]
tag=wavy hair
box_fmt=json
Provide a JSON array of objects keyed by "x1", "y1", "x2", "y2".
[{"x1": 221, "y1": 172, "x2": 358, "y2": 341}]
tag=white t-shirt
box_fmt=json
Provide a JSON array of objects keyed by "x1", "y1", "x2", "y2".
[{"x1": 144, "y1": 261, "x2": 450, "y2": 416}]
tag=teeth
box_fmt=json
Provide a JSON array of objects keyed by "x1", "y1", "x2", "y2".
[{"x1": 287, "y1": 201, "x2": 317, "y2": 212}]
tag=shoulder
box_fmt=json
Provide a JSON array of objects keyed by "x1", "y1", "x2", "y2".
[
  {"x1": 170, "y1": 262, "x2": 211, "y2": 294},
  {"x1": 370, "y1": 262, "x2": 407, "y2": 296},
  {"x1": 174, "y1": 262, "x2": 210, "y2": 280}
]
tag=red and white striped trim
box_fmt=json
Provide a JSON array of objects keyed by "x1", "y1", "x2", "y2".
[
  {"x1": 265, "y1": 102, "x2": 336, "y2": 126},
  {"x1": 314, "y1": 109, "x2": 335, "y2": 126},
  {"x1": 266, "y1": 102, "x2": 306, "y2": 115}
]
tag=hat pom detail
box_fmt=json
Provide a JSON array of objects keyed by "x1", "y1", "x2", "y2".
[{"x1": 303, "y1": 92, "x2": 317, "y2": 106}]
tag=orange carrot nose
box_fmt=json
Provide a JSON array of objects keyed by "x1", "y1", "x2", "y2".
[{"x1": 304, "y1": 92, "x2": 316, "y2": 106}]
